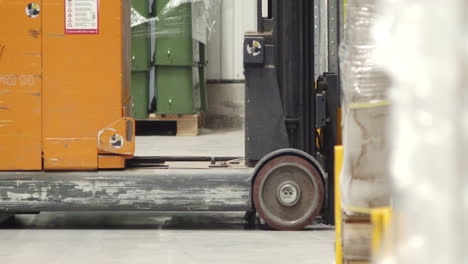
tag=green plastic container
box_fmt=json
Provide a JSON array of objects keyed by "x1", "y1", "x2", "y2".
[
  {"x1": 153, "y1": 0, "x2": 207, "y2": 115},
  {"x1": 131, "y1": 71, "x2": 150, "y2": 118},
  {"x1": 131, "y1": 0, "x2": 151, "y2": 119}
]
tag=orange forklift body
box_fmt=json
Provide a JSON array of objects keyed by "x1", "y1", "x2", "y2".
[{"x1": 0, "y1": 0, "x2": 134, "y2": 171}]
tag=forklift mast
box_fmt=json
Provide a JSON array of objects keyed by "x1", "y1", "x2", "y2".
[
  {"x1": 244, "y1": 0, "x2": 316, "y2": 165},
  {"x1": 244, "y1": 0, "x2": 342, "y2": 224}
]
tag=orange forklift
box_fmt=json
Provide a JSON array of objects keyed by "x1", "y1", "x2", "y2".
[{"x1": 0, "y1": 0, "x2": 342, "y2": 230}]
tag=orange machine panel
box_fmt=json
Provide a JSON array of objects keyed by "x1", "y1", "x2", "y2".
[
  {"x1": 43, "y1": 138, "x2": 98, "y2": 170},
  {"x1": 0, "y1": 0, "x2": 133, "y2": 171},
  {"x1": 41, "y1": 0, "x2": 133, "y2": 170},
  {"x1": 0, "y1": 1, "x2": 43, "y2": 170},
  {"x1": 98, "y1": 155, "x2": 126, "y2": 170}
]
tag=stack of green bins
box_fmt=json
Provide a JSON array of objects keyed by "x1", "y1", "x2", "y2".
[
  {"x1": 131, "y1": 0, "x2": 151, "y2": 119},
  {"x1": 153, "y1": 0, "x2": 207, "y2": 115}
]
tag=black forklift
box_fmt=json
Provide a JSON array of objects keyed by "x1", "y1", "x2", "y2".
[
  {"x1": 243, "y1": 0, "x2": 342, "y2": 227},
  {"x1": 0, "y1": 0, "x2": 341, "y2": 230}
]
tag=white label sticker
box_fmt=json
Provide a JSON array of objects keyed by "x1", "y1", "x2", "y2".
[{"x1": 65, "y1": 0, "x2": 99, "y2": 34}]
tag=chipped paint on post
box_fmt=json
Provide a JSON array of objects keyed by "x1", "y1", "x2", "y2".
[
  {"x1": 0, "y1": 74, "x2": 38, "y2": 87},
  {"x1": 0, "y1": 74, "x2": 17, "y2": 87},
  {"x1": 0, "y1": 168, "x2": 254, "y2": 212},
  {"x1": 0, "y1": 120, "x2": 15, "y2": 129}
]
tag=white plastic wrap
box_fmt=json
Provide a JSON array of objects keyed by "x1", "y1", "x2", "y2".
[
  {"x1": 374, "y1": 0, "x2": 468, "y2": 263},
  {"x1": 131, "y1": 0, "x2": 220, "y2": 44},
  {"x1": 131, "y1": 7, "x2": 157, "y2": 28},
  {"x1": 340, "y1": 0, "x2": 391, "y2": 214}
]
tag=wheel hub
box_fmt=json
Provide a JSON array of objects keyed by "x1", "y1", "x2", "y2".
[
  {"x1": 276, "y1": 181, "x2": 301, "y2": 206},
  {"x1": 252, "y1": 155, "x2": 325, "y2": 230}
]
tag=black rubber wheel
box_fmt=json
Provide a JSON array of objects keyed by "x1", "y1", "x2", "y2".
[{"x1": 253, "y1": 155, "x2": 325, "y2": 231}]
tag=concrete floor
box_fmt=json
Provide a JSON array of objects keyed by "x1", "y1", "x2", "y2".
[
  {"x1": 135, "y1": 129, "x2": 244, "y2": 157},
  {"x1": 0, "y1": 129, "x2": 335, "y2": 264},
  {"x1": 0, "y1": 213, "x2": 335, "y2": 264}
]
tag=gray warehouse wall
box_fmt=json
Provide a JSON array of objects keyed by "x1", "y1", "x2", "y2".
[
  {"x1": 204, "y1": 83, "x2": 245, "y2": 129},
  {"x1": 205, "y1": 0, "x2": 256, "y2": 129},
  {"x1": 207, "y1": 0, "x2": 257, "y2": 81}
]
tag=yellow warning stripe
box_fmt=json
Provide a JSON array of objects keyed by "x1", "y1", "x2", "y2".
[{"x1": 347, "y1": 100, "x2": 390, "y2": 109}]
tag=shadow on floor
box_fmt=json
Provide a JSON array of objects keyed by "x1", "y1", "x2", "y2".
[{"x1": 0, "y1": 212, "x2": 334, "y2": 231}]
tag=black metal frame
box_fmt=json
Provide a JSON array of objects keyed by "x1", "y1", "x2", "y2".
[
  {"x1": 317, "y1": 73, "x2": 340, "y2": 224},
  {"x1": 244, "y1": 0, "x2": 341, "y2": 225},
  {"x1": 246, "y1": 0, "x2": 317, "y2": 162}
]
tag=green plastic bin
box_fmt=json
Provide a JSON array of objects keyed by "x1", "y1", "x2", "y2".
[
  {"x1": 153, "y1": 0, "x2": 207, "y2": 115},
  {"x1": 131, "y1": 0, "x2": 151, "y2": 119}
]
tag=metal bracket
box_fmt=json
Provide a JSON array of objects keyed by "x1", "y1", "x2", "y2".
[
  {"x1": 328, "y1": 0, "x2": 344, "y2": 74},
  {"x1": 316, "y1": 92, "x2": 327, "y2": 128}
]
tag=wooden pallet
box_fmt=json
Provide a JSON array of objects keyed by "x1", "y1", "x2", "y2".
[
  {"x1": 342, "y1": 213, "x2": 373, "y2": 263},
  {"x1": 148, "y1": 114, "x2": 201, "y2": 136}
]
